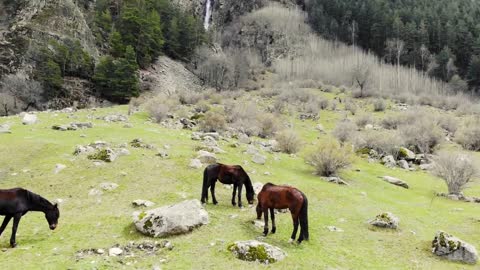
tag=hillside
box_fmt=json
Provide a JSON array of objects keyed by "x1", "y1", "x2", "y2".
[{"x1": 1, "y1": 82, "x2": 480, "y2": 269}]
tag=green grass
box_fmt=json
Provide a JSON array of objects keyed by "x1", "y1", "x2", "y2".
[{"x1": 0, "y1": 100, "x2": 479, "y2": 269}]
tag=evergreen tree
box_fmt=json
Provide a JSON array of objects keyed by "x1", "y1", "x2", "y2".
[
  {"x1": 109, "y1": 31, "x2": 125, "y2": 58},
  {"x1": 467, "y1": 55, "x2": 480, "y2": 92}
]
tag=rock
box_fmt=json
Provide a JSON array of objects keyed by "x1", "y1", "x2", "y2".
[
  {"x1": 0, "y1": 124, "x2": 11, "y2": 134},
  {"x1": 316, "y1": 124, "x2": 325, "y2": 133},
  {"x1": 398, "y1": 147, "x2": 416, "y2": 161},
  {"x1": 123, "y1": 123, "x2": 133, "y2": 128},
  {"x1": 238, "y1": 133, "x2": 251, "y2": 144},
  {"x1": 245, "y1": 145, "x2": 259, "y2": 155},
  {"x1": 364, "y1": 124, "x2": 374, "y2": 130},
  {"x1": 87, "y1": 148, "x2": 117, "y2": 162},
  {"x1": 381, "y1": 155, "x2": 396, "y2": 168},
  {"x1": 96, "y1": 249, "x2": 105, "y2": 255},
  {"x1": 103, "y1": 114, "x2": 128, "y2": 122},
  {"x1": 133, "y1": 200, "x2": 155, "y2": 207},
  {"x1": 118, "y1": 148, "x2": 130, "y2": 156},
  {"x1": 52, "y1": 125, "x2": 69, "y2": 131},
  {"x1": 100, "y1": 182, "x2": 119, "y2": 191},
  {"x1": 157, "y1": 150, "x2": 169, "y2": 158},
  {"x1": 88, "y1": 189, "x2": 103, "y2": 196},
  {"x1": 134, "y1": 199, "x2": 208, "y2": 237},
  {"x1": 325, "y1": 177, "x2": 349, "y2": 185},
  {"x1": 228, "y1": 240, "x2": 286, "y2": 264},
  {"x1": 432, "y1": 231, "x2": 478, "y2": 264},
  {"x1": 253, "y1": 182, "x2": 263, "y2": 195},
  {"x1": 108, "y1": 247, "x2": 123, "y2": 257},
  {"x1": 54, "y1": 164, "x2": 66, "y2": 174},
  {"x1": 130, "y1": 138, "x2": 155, "y2": 149},
  {"x1": 381, "y1": 176, "x2": 409, "y2": 189},
  {"x1": 252, "y1": 220, "x2": 265, "y2": 228},
  {"x1": 326, "y1": 226, "x2": 344, "y2": 232},
  {"x1": 370, "y1": 212, "x2": 399, "y2": 229},
  {"x1": 197, "y1": 150, "x2": 217, "y2": 164},
  {"x1": 191, "y1": 133, "x2": 201, "y2": 141},
  {"x1": 71, "y1": 122, "x2": 93, "y2": 129},
  {"x1": 419, "y1": 163, "x2": 433, "y2": 170},
  {"x1": 252, "y1": 154, "x2": 266, "y2": 165},
  {"x1": 73, "y1": 145, "x2": 95, "y2": 155},
  {"x1": 397, "y1": 160, "x2": 409, "y2": 170},
  {"x1": 22, "y1": 113, "x2": 37, "y2": 125},
  {"x1": 189, "y1": 159, "x2": 203, "y2": 169}
]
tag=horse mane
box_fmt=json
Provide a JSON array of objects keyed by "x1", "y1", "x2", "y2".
[
  {"x1": 26, "y1": 190, "x2": 54, "y2": 209},
  {"x1": 238, "y1": 166, "x2": 254, "y2": 193}
]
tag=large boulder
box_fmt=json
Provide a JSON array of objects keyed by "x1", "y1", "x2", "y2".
[
  {"x1": 197, "y1": 150, "x2": 217, "y2": 164},
  {"x1": 22, "y1": 113, "x2": 37, "y2": 125},
  {"x1": 370, "y1": 212, "x2": 399, "y2": 229},
  {"x1": 398, "y1": 147, "x2": 415, "y2": 161},
  {"x1": 381, "y1": 155, "x2": 396, "y2": 168},
  {"x1": 87, "y1": 148, "x2": 117, "y2": 162},
  {"x1": 134, "y1": 199, "x2": 209, "y2": 237},
  {"x1": 397, "y1": 160, "x2": 409, "y2": 170},
  {"x1": 432, "y1": 231, "x2": 478, "y2": 264},
  {"x1": 381, "y1": 176, "x2": 409, "y2": 189},
  {"x1": 189, "y1": 159, "x2": 203, "y2": 169},
  {"x1": 228, "y1": 240, "x2": 286, "y2": 264},
  {"x1": 0, "y1": 124, "x2": 11, "y2": 134}
]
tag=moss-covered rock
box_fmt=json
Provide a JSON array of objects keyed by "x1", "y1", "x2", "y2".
[
  {"x1": 432, "y1": 231, "x2": 478, "y2": 264},
  {"x1": 370, "y1": 212, "x2": 399, "y2": 229},
  {"x1": 87, "y1": 148, "x2": 117, "y2": 162},
  {"x1": 228, "y1": 240, "x2": 286, "y2": 264}
]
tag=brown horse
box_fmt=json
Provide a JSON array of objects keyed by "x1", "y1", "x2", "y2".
[
  {"x1": 256, "y1": 183, "x2": 309, "y2": 243},
  {"x1": 0, "y1": 188, "x2": 59, "y2": 247},
  {"x1": 201, "y1": 163, "x2": 255, "y2": 208}
]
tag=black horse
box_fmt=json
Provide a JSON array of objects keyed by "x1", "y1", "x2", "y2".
[
  {"x1": 0, "y1": 188, "x2": 60, "y2": 247},
  {"x1": 201, "y1": 163, "x2": 255, "y2": 208}
]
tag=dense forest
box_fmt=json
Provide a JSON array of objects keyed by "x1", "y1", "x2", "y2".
[
  {"x1": 306, "y1": 0, "x2": 480, "y2": 93},
  {"x1": 34, "y1": 0, "x2": 206, "y2": 103}
]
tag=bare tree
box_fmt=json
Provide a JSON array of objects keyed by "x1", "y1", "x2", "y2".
[
  {"x1": 351, "y1": 61, "x2": 371, "y2": 98},
  {"x1": 433, "y1": 152, "x2": 477, "y2": 195},
  {"x1": 419, "y1": 44, "x2": 430, "y2": 73}
]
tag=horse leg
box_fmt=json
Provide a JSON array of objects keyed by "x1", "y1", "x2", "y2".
[
  {"x1": 10, "y1": 214, "x2": 21, "y2": 248},
  {"x1": 270, "y1": 208, "x2": 276, "y2": 234},
  {"x1": 0, "y1": 216, "x2": 12, "y2": 236},
  {"x1": 263, "y1": 209, "x2": 269, "y2": 236},
  {"x1": 210, "y1": 180, "x2": 218, "y2": 205},
  {"x1": 289, "y1": 212, "x2": 299, "y2": 243},
  {"x1": 237, "y1": 184, "x2": 243, "y2": 208},
  {"x1": 231, "y1": 183, "x2": 237, "y2": 206}
]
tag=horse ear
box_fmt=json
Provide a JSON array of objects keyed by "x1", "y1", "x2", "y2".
[{"x1": 54, "y1": 203, "x2": 58, "y2": 208}]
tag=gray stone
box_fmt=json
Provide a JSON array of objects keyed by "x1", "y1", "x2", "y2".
[
  {"x1": 398, "y1": 147, "x2": 416, "y2": 161},
  {"x1": 0, "y1": 124, "x2": 11, "y2": 134},
  {"x1": 252, "y1": 219, "x2": 265, "y2": 228},
  {"x1": 228, "y1": 240, "x2": 286, "y2": 264},
  {"x1": 54, "y1": 164, "x2": 66, "y2": 174},
  {"x1": 189, "y1": 159, "x2": 203, "y2": 169},
  {"x1": 103, "y1": 114, "x2": 128, "y2": 122},
  {"x1": 325, "y1": 177, "x2": 349, "y2": 185},
  {"x1": 370, "y1": 212, "x2": 399, "y2": 229},
  {"x1": 238, "y1": 133, "x2": 251, "y2": 144},
  {"x1": 381, "y1": 176, "x2": 409, "y2": 189},
  {"x1": 432, "y1": 231, "x2": 478, "y2": 264},
  {"x1": 100, "y1": 182, "x2": 119, "y2": 191},
  {"x1": 132, "y1": 200, "x2": 155, "y2": 207},
  {"x1": 157, "y1": 150, "x2": 169, "y2": 158},
  {"x1": 197, "y1": 150, "x2": 217, "y2": 164},
  {"x1": 118, "y1": 148, "x2": 130, "y2": 156},
  {"x1": 381, "y1": 155, "x2": 396, "y2": 168},
  {"x1": 397, "y1": 160, "x2": 409, "y2": 170},
  {"x1": 134, "y1": 199, "x2": 209, "y2": 237},
  {"x1": 108, "y1": 247, "x2": 123, "y2": 256},
  {"x1": 419, "y1": 163, "x2": 434, "y2": 170},
  {"x1": 326, "y1": 226, "x2": 344, "y2": 232},
  {"x1": 252, "y1": 154, "x2": 266, "y2": 165},
  {"x1": 22, "y1": 113, "x2": 37, "y2": 125}
]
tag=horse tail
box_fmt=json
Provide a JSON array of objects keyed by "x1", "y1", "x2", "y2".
[{"x1": 299, "y1": 192, "x2": 309, "y2": 241}]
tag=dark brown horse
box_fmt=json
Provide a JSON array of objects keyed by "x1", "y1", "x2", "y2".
[
  {"x1": 0, "y1": 188, "x2": 60, "y2": 247},
  {"x1": 256, "y1": 183, "x2": 309, "y2": 243},
  {"x1": 201, "y1": 163, "x2": 255, "y2": 208}
]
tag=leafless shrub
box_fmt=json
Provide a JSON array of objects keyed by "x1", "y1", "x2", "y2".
[
  {"x1": 433, "y1": 152, "x2": 477, "y2": 195},
  {"x1": 344, "y1": 100, "x2": 357, "y2": 115},
  {"x1": 257, "y1": 113, "x2": 280, "y2": 138},
  {"x1": 455, "y1": 117, "x2": 480, "y2": 151},
  {"x1": 354, "y1": 130, "x2": 404, "y2": 158},
  {"x1": 373, "y1": 99, "x2": 386, "y2": 112},
  {"x1": 318, "y1": 98, "x2": 329, "y2": 110},
  {"x1": 275, "y1": 129, "x2": 303, "y2": 154},
  {"x1": 333, "y1": 120, "x2": 357, "y2": 144},
  {"x1": 400, "y1": 116, "x2": 443, "y2": 154},
  {"x1": 178, "y1": 90, "x2": 203, "y2": 105},
  {"x1": 307, "y1": 141, "x2": 353, "y2": 176},
  {"x1": 259, "y1": 88, "x2": 280, "y2": 98},
  {"x1": 437, "y1": 114, "x2": 458, "y2": 135},
  {"x1": 195, "y1": 100, "x2": 210, "y2": 113},
  {"x1": 199, "y1": 109, "x2": 227, "y2": 132},
  {"x1": 355, "y1": 113, "x2": 375, "y2": 128}
]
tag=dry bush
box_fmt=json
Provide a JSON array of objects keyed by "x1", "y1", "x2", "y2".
[
  {"x1": 333, "y1": 120, "x2": 357, "y2": 144},
  {"x1": 381, "y1": 114, "x2": 403, "y2": 130},
  {"x1": 437, "y1": 114, "x2": 458, "y2": 135},
  {"x1": 0, "y1": 73, "x2": 43, "y2": 115},
  {"x1": 259, "y1": 88, "x2": 280, "y2": 98},
  {"x1": 455, "y1": 117, "x2": 480, "y2": 151},
  {"x1": 373, "y1": 99, "x2": 387, "y2": 112},
  {"x1": 344, "y1": 100, "x2": 357, "y2": 115},
  {"x1": 195, "y1": 100, "x2": 210, "y2": 113},
  {"x1": 178, "y1": 90, "x2": 203, "y2": 105},
  {"x1": 227, "y1": 101, "x2": 262, "y2": 136},
  {"x1": 304, "y1": 99, "x2": 320, "y2": 116},
  {"x1": 354, "y1": 130, "x2": 404, "y2": 158},
  {"x1": 275, "y1": 129, "x2": 303, "y2": 154},
  {"x1": 319, "y1": 98, "x2": 329, "y2": 110},
  {"x1": 400, "y1": 117, "x2": 443, "y2": 154},
  {"x1": 433, "y1": 152, "x2": 477, "y2": 195},
  {"x1": 278, "y1": 88, "x2": 316, "y2": 104},
  {"x1": 307, "y1": 141, "x2": 352, "y2": 176},
  {"x1": 199, "y1": 109, "x2": 227, "y2": 132},
  {"x1": 355, "y1": 113, "x2": 375, "y2": 128},
  {"x1": 146, "y1": 94, "x2": 178, "y2": 123},
  {"x1": 257, "y1": 113, "x2": 280, "y2": 138}
]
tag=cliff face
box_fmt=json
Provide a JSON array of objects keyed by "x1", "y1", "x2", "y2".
[{"x1": 0, "y1": 0, "x2": 98, "y2": 75}]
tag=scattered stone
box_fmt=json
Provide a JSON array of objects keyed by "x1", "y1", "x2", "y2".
[
  {"x1": 87, "y1": 148, "x2": 117, "y2": 162},
  {"x1": 96, "y1": 249, "x2": 105, "y2": 255},
  {"x1": 326, "y1": 226, "x2": 344, "y2": 232},
  {"x1": 118, "y1": 148, "x2": 130, "y2": 156},
  {"x1": 100, "y1": 182, "x2": 119, "y2": 191},
  {"x1": 381, "y1": 176, "x2": 409, "y2": 189},
  {"x1": 102, "y1": 114, "x2": 128, "y2": 122},
  {"x1": 253, "y1": 182, "x2": 263, "y2": 195},
  {"x1": 364, "y1": 124, "x2": 374, "y2": 130},
  {"x1": 123, "y1": 123, "x2": 133, "y2": 128},
  {"x1": 22, "y1": 113, "x2": 37, "y2": 125},
  {"x1": 419, "y1": 163, "x2": 433, "y2": 170},
  {"x1": 228, "y1": 240, "x2": 286, "y2": 264},
  {"x1": 54, "y1": 164, "x2": 66, "y2": 174},
  {"x1": 432, "y1": 231, "x2": 478, "y2": 264},
  {"x1": 397, "y1": 160, "x2": 409, "y2": 170},
  {"x1": 325, "y1": 177, "x2": 349, "y2": 185},
  {"x1": 197, "y1": 150, "x2": 217, "y2": 164},
  {"x1": 370, "y1": 212, "x2": 399, "y2": 229},
  {"x1": 381, "y1": 155, "x2": 396, "y2": 168},
  {"x1": 264, "y1": 172, "x2": 271, "y2": 176},
  {"x1": 74, "y1": 145, "x2": 95, "y2": 155},
  {"x1": 88, "y1": 189, "x2": 103, "y2": 196},
  {"x1": 252, "y1": 154, "x2": 266, "y2": 165},
  {"x1": 252, "y1": 220, "x2": 265, "y2": 228},
  {"x1": 398, "y1": 147, "x2": 415, "y2": 161},
  {"x1": 238, "y1": 134, "x2": 251, "y2": 144},
  {"x1": 189, "y1": 159, "x2": 203, "y2": 169},
  {"x1": 134, "y1": 199, "x2": 209, "y2": 237},
  {"x1": 52, "y1": 125, "x2": 70, "y2": 131},
  {"x1": 72, "y1": 122, "x2": 93, "y2": 129},
  {"x1": 130, "y1": 138, "x2": 155, "y2": 149},
  {"x1": 0, "y1": 124, "x2": 11, "y2": 134},
  {"x1": 245, "y1": 145, "x2": 259, "y2": 155},
  {"x1": 156, "y1": 150, "x2": 169, "y2": 158},
  {"x1": 229, "y1": 214, "x2": 239, "y2": 219},
  {"x1": 316, "y1": 124, "x2": 325, "y2": 133},
  {"x1": 108, "y1": 247, "x2": 123, "y2": 257}
]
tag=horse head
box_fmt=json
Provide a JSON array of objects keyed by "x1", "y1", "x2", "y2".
[
  {"x1": 246, "y1": 189, "x2": 255, "y2": 205},
  {"x1": 45, "y1": 203, "x2": 60, "y2": 230}
]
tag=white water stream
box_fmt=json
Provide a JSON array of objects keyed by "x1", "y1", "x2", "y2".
[{"x1": 204, "y1": 0, "x2": 212, "y2": 30}]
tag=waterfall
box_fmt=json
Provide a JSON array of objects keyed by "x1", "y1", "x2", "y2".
[{"x1": 203, "y1": 0, "x2": 212, "y2": 30}]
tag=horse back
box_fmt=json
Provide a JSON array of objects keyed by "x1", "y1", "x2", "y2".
[
  {"x1": 258, "y1": 184, "x2": 304, "y2": 209},
  {"x1": 0, "y1": 188, "x2": 28, "y2": 215}
]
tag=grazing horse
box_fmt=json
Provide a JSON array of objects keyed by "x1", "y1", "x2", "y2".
[
  {"x1": 0, "y1": 188, "x2": 60, "y2": 247},
  {"x1": 256, "y1": 183, "x2": 309, "y2": 243},
  {"x1": 201, "y1": 163, "x2": 255, "y2": 208}
]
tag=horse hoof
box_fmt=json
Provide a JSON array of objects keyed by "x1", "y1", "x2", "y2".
[
  {"x1": 213, "y1": 202, "x2": 218, "y2": 205},
  {"x1": 271, "y1": 228, "x2": 276, "y2": 234},
  {"x1": 10, "y1": 243, "x2": 16, "y2": 248},
  {"x1": 288, "y1": 239, "x2": 295, "y2": 244}
]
